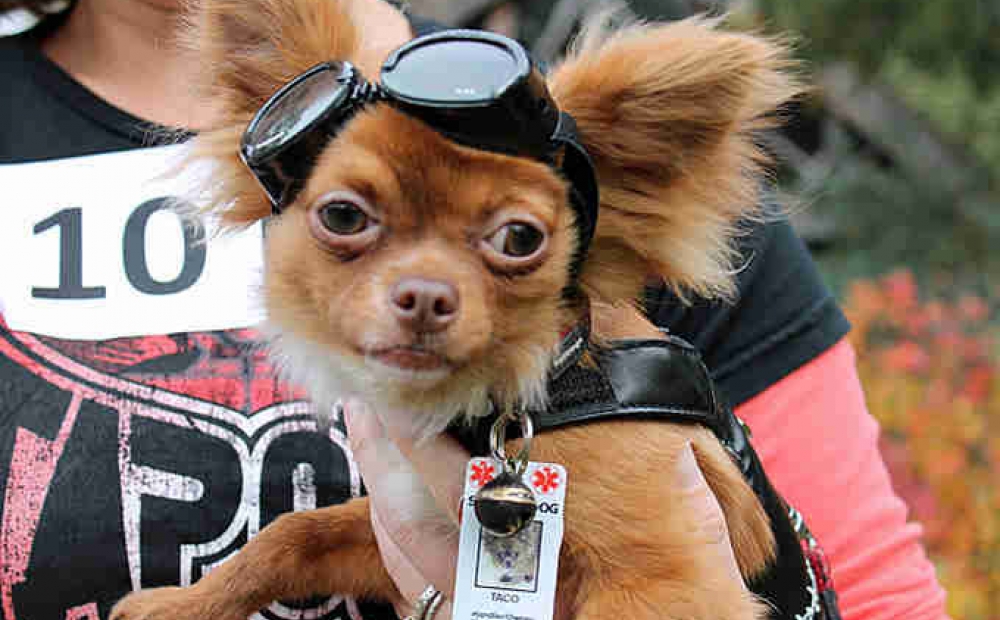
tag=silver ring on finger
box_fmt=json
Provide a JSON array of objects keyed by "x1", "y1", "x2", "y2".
[{"x1": 403, "y1": 584, "x2": 444, "y2": 620}]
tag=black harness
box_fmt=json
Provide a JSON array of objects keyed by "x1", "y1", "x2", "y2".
[{"x1": 450, "y1": 328, "x2": 843, "y2": 620}]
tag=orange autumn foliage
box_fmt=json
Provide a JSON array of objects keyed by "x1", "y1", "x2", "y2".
[{"x1": 844, "y1": 270, "x2": 999, "y2": 620}]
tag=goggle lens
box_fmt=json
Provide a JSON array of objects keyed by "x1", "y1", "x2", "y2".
[
  {"x1": 242, "y1": 62, "x2": 356, "y2": 165},
  {"x1": 381, "y1": 38, "x2": 520, "y2": 105}
]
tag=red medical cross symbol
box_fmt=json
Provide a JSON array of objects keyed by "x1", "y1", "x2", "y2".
[
  {"x1": 470, "y1": 460, "x2": 495, "y2": 487},
  {"x1": 532, "y1": 466, "x2": 560, "y2": 493}
]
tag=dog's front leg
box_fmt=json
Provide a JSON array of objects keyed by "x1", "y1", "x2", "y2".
[{"x1": 111, "y1": 497, "x2": 398, "y2": 620}]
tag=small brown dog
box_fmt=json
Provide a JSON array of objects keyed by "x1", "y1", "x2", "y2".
[{"x1": 111, "y1": 0, "x2": 803, "y2": 618}]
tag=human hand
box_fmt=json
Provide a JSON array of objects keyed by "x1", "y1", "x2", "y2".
[
  {"x1": 344, "y1": 401, "x2": 744, "y2": 620},
  {"x1": 344, "y1": 399, "x2": 469, "y2": 620}
]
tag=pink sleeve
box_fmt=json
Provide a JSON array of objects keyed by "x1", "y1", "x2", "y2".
[{"x1": 734, "y1": 338, "x2": 949, "y2": 620}]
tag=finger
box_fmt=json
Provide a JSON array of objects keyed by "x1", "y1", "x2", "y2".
[
  {"x1": 370, "y1": 503, "x2": 455, "y2": 620},
  {"x1": 373, "y1": 410, "x2": 472, "y2": 524},
  {"x1": 676, "y1": 442, "x2": 744, "y2": 584},
  {"x1": 368, "y1": 503, "x2": 433, "y2": 609},
  {"x1": 345, "y1": 400, "x2": 460, "y2": 595},
  {"x1": 345, "y1": 400, "x2": 440, "y2": 522}
]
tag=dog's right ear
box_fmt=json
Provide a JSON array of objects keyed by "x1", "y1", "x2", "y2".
[
  {"x1": 548, "y1": 16, "x2": 802, "y2": 303},
  {"x1": 180, "y1": 0, "x2": 395, "y2": 226}
]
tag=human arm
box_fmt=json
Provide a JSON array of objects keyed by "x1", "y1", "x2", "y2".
[{"x1": 735, "y1": 338, "x2": 949, "y2": 620}]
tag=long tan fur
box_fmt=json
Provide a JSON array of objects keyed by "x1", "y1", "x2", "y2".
[
  {"x1": 551, "y1": 15, "x2": 801, "y2": 302},
  {"x1": 112, "y1": 1, "x2": 803, "y2": 619}
]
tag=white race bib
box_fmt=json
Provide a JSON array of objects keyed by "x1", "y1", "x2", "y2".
[{"x1": 0, "y1": 145, "x2": 266, "y2": 339}]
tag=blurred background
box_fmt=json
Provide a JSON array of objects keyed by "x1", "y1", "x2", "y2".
[{"x1": 408, "y1": 0, "x2": 999, "y2": 616}]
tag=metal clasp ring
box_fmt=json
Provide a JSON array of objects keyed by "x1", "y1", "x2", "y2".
[{"x1": 489, "y1": 408, "x2": 534, "y2": 476}]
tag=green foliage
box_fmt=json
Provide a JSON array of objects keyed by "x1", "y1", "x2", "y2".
[
  {"x1": 880, "y1": 55, "x2": 1000, "y2": 180},
  {"x1": 749, "y1": 0, "x2": 999, "y2": 291},
  {"x1": 754, "y1": 0, "x2": 1000, "y2": 92},
  {"x1": 783, "y1": 121, "x2": 998, "y2": 295},
  {"x1": 752, "y1": 0, "x2": 1000, "y2": 190}
]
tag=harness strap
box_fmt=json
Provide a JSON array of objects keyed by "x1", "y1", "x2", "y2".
[
  {"x1": 448, "y1": 334, "x2": 842, "y2": 620},
  {"x1": 538, "y1": 336, "x2": 763, "y2": 496}
]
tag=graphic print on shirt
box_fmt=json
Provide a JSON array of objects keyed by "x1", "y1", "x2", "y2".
[{"x1": 0, "y1": 149, "x2": 373, "y2": 620}]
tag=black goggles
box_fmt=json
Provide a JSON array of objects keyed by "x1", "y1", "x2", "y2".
[{"x1": 240, "y1": 29, "x2": 599, "y2": 255}]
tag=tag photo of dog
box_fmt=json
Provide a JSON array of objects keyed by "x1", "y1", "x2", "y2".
[
  {"x1": 476, "y1": 523, "x2": 543, "y2": 592},
  {"x1": 109, "y1": 0, "x2": 810, "y2": 618}
]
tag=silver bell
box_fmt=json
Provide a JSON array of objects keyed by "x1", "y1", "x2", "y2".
[{"x1": 474, "y1": 471, "x2": 537, "y2": 537}]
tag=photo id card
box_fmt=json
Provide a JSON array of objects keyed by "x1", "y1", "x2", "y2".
[{"x1": 453, "y1": 459, "x2": 567, "y2": 620}]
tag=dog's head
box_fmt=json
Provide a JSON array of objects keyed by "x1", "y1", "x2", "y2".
[{"x1": 184, "y1": 0, "x2": 801, "y2": 435}]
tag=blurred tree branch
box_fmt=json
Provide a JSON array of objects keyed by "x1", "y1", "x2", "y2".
[{"x1": 818, "y1": 63, "x2": 997, "y2": 230}]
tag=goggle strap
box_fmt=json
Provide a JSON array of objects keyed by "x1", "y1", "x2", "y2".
[
  {"x1": 356, "y1": 80, "x2": 388, "y2": 105},
  {"x1": 551, "y1": 113, "x2": 599, "y2": 284}
]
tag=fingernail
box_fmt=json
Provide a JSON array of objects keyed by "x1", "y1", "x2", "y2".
[
  {"x1": 342, "y1": 400, "x2": 355, "y2": 434},
  {"x1": 341, "y1": 400, "x2": 355, "y2": 431},
  {"x1": 676, "y1": 441, "x2": 705, "y2": 490}
]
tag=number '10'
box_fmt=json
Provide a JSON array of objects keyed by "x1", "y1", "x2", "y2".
[{"x1": 31, "y1": 198, "x2": 206, "y2": 299}]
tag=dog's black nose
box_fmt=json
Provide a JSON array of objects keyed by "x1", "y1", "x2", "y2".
[{"x1": 389, "y1": 278, "x2": 459, "y2": 333}]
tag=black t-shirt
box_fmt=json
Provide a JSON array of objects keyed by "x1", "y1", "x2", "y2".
[{"x1": 0, "y1": 16, "x2": 848, "y2": 620}]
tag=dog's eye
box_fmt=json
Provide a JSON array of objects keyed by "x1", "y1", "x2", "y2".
[
  {"x1": 488, "y1": 223, "x2": 545, "y2": 258},
  {"x1": 318, "y1": 201, "x2": 369, "y2": 235},
  {"x1": 479, "y1": 214, "x2": 549, "y2": 273},
  {"x1": 308, "y1": 192, "x2": 380, "y2": 259}
]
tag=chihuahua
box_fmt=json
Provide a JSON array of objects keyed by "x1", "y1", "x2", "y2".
[{"x1": 111, "y1": 0, "x2": 805, "y2": 618}]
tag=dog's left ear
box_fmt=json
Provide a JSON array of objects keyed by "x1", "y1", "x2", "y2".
[{"x1": 549, "y1": 16, "x2": 804, "y2": 303}]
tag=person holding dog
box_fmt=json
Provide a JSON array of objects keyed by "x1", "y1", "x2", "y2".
[{"x1": 0, "y1": 0, "x2": 947, "y2": 619}]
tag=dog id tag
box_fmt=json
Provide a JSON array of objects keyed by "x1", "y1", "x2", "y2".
[{"x1": 455, "y1": 458, "x2": 568, "y2": 620}]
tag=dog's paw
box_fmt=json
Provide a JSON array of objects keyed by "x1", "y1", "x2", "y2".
[{"x1": 110, "y1": 586, "x2": 239, "y2": 620}]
